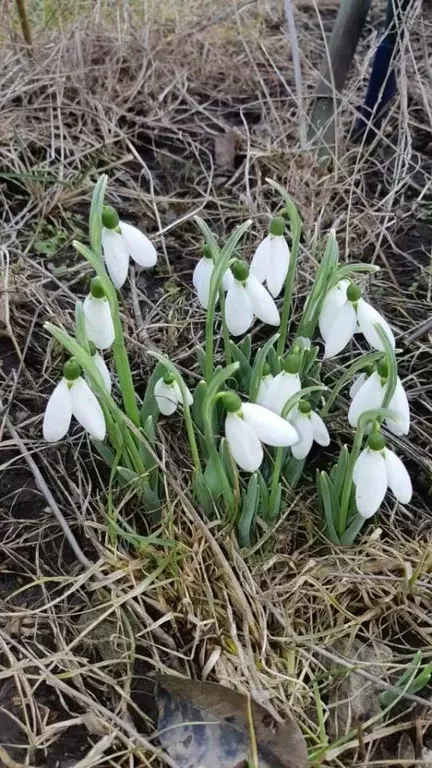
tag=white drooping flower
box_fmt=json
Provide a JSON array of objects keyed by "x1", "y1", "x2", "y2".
[
  {"x1": 288, "y1": 401, "x2": 330, "y2": 460},
  {"x1": 91, "y1": 349, "x2": 112, "y2": 394},
  {"x1": 223, "y1": 393, "x2": 298, "y2": 472},
  {"x1": 348, "y1": 363, "x2": 410, "y2": 436},
  {"x1": 101, "y1": 205, "x2": 157, "y2": 289},
  {"x1": 259, "y1": 355, "x2": 301, "y2": 414},
  {"x1": 353, "y1": 432, "x2": 412, "y2": 518},
  {"x1": 250, "y1": 216, "x2": 290, "y2": 298},
  {"x1": 83, "y1": 277, "x2": 115, "y2": 350},
  {"x1": 224, "y1": 260, "x2": 280, "y2": 337},
  {"x1": 256, "y1": 365, "x2": 274, "y2": 406},
  {"x1": 154, "y1": 373, "x2": 194, "y2": 416},
  {"x1": 43, "y1": 359, "x2": 106, "y2": 442},
  {"x1": 349, "y1": 371, "x2": 369, "y2": 399},
  {"x1": 192, "y1": 246, "x2": 234, "y2": 309},
  {"x1": 319, "y1": 281, "x2": 395, "y2": 358}
]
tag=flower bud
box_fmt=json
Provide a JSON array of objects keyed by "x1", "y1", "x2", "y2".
[
  {"x1": 102, "y1": 205, "x2": 120, "y2": 230},
  {"x1": 163, "y1": 372, "x2": 175, "y2": 386},
  {"x1": 63, "y1": 358, "x2": 81, "y2": 381},
  {"x1": 221, "y1": 391, "x2": 242, "y2": 413},
  {"x1": 346, "y1": 284, "x2": 361, "y2": 302},
  {"x1": 298, "y1": 400, "x2": 312, "y2": 415},
  {"x1": 262, "y1": 362, "x2": 271, "y2": 377},
  {"x1": 283, "y1": 355, "x2": 301, "y2": 374},
  {"x1": 269, "y1": 216, "x2": 286, "y2": 237},
  {"x1": 90, "y1": 276, "x2": 106, "y2": 299},
  {"x1": 202, "y1": 244, "x2": 212, "y2": 260},
  {"x1": 368, "y1": 431, "x2": 386, "y2": 451},
  {"x1": 231, "y1": 259, "x2": 249, "y2": 282},
  {"x1": 377, "y1": 360, "x2": 388, "y2": 379}
]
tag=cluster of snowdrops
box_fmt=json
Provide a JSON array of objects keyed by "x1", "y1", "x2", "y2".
[{"x1": 42, "y1": 176, "x2": 412, "y2": 546}]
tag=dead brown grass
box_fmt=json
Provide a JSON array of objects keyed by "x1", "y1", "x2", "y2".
[{"x1": 1, "y1": 0, "x2": 432, "y2": 765}]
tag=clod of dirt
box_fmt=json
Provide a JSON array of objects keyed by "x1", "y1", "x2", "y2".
[{"x1": 328, "y1": 639, "x2": 391, "y2": 738}]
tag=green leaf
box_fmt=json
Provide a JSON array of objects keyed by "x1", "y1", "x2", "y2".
[
  {"x1": 319, "y1": 472, "x2": 340, "y2": 544},
  {"x1": 237, "y1": 474, "x2": 259, "y2": 547},
  {"x1": 116, "y1": 467, "x2": 160, "y2": 513},
  {"x1": 74, "y1": 300, "x2": 89, "y2": 351},
  {"x1": 140, "y1": 362, "x2": 166, "y2": 426},
  {"x1": 203, "y1": 456, "x2": 225, "y2": 500},
  {"x1": 141, "y1": 416, "x2": 159, "y2": 492},
  {"x1": 89, "y1": 175, "x2": 108, "y2": 256},
  {"x1": 229, "y1": 341, "x2": 252, "y2": 390},
  {"x1": 267, "y1": 482, "x2": 282, "y2": 521},
  {"x1": 193, "y1": 472, "x2": 216, "y2": 516},
  {"x1": 257, "y1": 472, "x2": 269, "y2": 520},
  {"x1": 93, "y1": 440, "x2": 117, "y2": 468},
  {"x1": 340, "y1": 514, "x2": 366, "y2": 546},
  {"x1": 249, "y1": 332, "x2": 279, "y2": 401},
  {"x1": 219, "y1": 437, "x2": 238, "y2": 489},
  {"x1": 195, "y1": 345, "x2": 207, "y2": 378},
  {"x1": 239, "y1": 334, "x2": 252, "y2": 362},
  {"x1": 192, "y1": 380, "x2": 209, "y2": 433},
  {"x1": 267, "y1": 345, "x2": 280, "y2": 375},
  {"x1": 331, "y1": 445, "x2": 350, "y2": 499},
  {"x1": 282, "y1": 455, "x2": 305, "y2": 488}
]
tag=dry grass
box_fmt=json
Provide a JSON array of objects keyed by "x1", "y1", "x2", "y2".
[{"x1": 1, "y1": 0, "x2": 432, "y2": 765}]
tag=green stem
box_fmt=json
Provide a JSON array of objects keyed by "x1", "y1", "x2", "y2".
[
  {"x1": 268, "y1": 448, "x2": 284, "y2": 517},
  {"x1": 219, "y1": 289, "x2": 232, "y2": 368},
  {"x1": 338, "y1": 424, "x2": 365, "y2": 536}
]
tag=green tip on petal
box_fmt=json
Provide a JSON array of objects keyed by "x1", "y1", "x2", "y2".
[
  {"x1": 298, "y1": 400, "x2": 311, "y2": 415},
  {"x1": 231, "y1": 259, "x2": 249, "y2": 282},
  {"x1": 364, "y1": 364, "x2": 376, "y2": 378},
  {"x1": 347, "y1": 283, "x2": 361, "y2": 302},
  {"x1": 63, "y1": 357, "x2": 81, "y2": 381},
  {"x1": 269, "y1": 216, "x2": 286, "y2": 237},
  {"x1": 283, "y1": 355, "x2": 301, "y2": 374},
  {"x1": 102, "y1": 205, "x2": 120, "y2": 230},
  {"x1": 90, "y1": 276, "x2": 106, "y2": 299},
  {"x1": 89, "y1": 342, "x2": 97, "y2": 356},
  {"x1": 368, "y1": 431, "x2": 386, "y2": 451},
  {"x1": 377, "y1": 360, "x2": 388, "y2": 379},
  {"x1": 163, "y1": 372, "x2": 175, "y2": 386},
  {"x1": 221, "y1": 391, "x2": 242, "y2": 413},
  {"x1": 262, "y1": 362, "x2": 271, "y2": 377},
  {"x1": 202, "y1": 243, "x2": 212, "y2": 260}
]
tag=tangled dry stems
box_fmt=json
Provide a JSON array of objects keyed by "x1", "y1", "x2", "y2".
[{"x1": 0, "y1": 0, "x2": 432, "y2": 764}]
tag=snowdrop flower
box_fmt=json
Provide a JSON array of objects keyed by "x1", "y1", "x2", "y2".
[
  {"x1": 43, "y1": 359, "x2": 106, "y2": 442},
  {"x1": 83, "y1": 277, "x2": 115, "y2": 350},
  {"x1": 259, "y1": 355, "x2": 301, "y2": 414},
  {"x1": 101, "y1": 205, "x2": 157, "y2": 289},
  {"x1": 348, "y1": 361, "x2": 410, "y2": 436},
  {"x1": 193, "y1": 245, "x2": 234, "y2": 309},
  {"x1": 250, "y1": 216, "x2": 290, "y2": 298},
  {"x1": 89, "y1": 344, "x2": 112, "y2": 394},
  {"x1": 224, "y1": 260, "x2": 280, "y2": 336},
  {"x1": 223, "y1": 392, "x2": 298, "y2": 472},
  {"x1": 288, "y1": 401, "x2": 330, "y2": 460},
  {"x1": 154, "y1": 372, "x2": 193, "y2": 416},
  {"x1": 256, "y1": 364, "x2": 274, "y2": 405},
  {"x1": 349, "y1": 371, "x2": 370, "y2": 399},
  {"x1": 353, "y1": 431, "x2": 412, "y2": 518},
  {"x1": 319, "y1": 282, "x2": 395, "y2": 358}
]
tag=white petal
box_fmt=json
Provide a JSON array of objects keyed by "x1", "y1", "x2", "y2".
[
  {"x1": 224, "y1": 281, "x2": 254, "y2": 336},
  {"x1": 43, "y1": 379, "x2": 72, "y2": 442},
  {"x1": 384, "y1": 449, "x2": 412, "y2": 504},
  {"x1": 356, "y1": 299, "x2": 395, "y2": 351},
  {"x1": 261, "y1": 371, "x2": 301, "y2": 414},
  {"x1": 120, "y1": 222, "x2": 157, "y2": 267},
  {"x1": 92, "y1": 352, "x2": 112, "y2": 394},
  {"x1": 242, "y1": 402, "x2": 298, "y2": 447},
  {"x1": 386, "y1": 378, "x2": 410, "y2": 436},
  {"x1": 353, "y1": 449, "x2": 387, "y2": 518},
  {"x1": 310, "y1": 411, "x2": 330, "y2": 446},
  {"x1": 256, "y1": 375, "x2": 273, "y2": 406},
  {"x1": 245, "y1": 275, "x2": 280, "y2": 326},
  {"x1": 173, "y1": 380, "x2": 194, "y2": 407},
  {"x1": 193, "y1": 258, "x2": 214, "y2": 309},
  {"x1": 83, "y1": 295, "x2": 115, "y2": 350},
  {"x1": 250, "y1": 236, "x2": 271, "y2": 284},
  {"x1": 225, "y1": 412, "x2": 263, "y2": 472},
  {"x1": 348, "y1": 372, "x2": 384, "y2": 428},
  {"x1": 70, "y1": 377, "x2": 106, "y2": 440},
  {"x1": 290, "y1": 412, "x2": 314, "y2": 459},
  {"x1": 319, "y1": 280, "x2": 350, "y2": 341},
  {"x1": 267, "y1": 237, "x2": 290, "y2": 298},
  {"x1": 349, "y1": 372, "x2": 368, "y2": 399},
  {"x1": 154, "y1": 378, "x2": 178, "y2": 416},
  {"x1": 324, "y1": 300, "x2": 357, "y2": 358},
  {"x1": 102, "y1": 228, "x2": 129, "y2": 289},
  {"x1": 222, "y1": 268, "x2": 234, "y2": 291}
]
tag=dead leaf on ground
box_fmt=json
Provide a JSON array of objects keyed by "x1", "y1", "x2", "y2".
[
  {"x1": 156, "y1": 675, "x2": 307, "y2": 768},
  {"x1": 328, "y1": 639, "x2": 391, "y2": 738}
]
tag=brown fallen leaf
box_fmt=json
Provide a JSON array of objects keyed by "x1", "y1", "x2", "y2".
[{"x1": 156, "y1": 675, "x2": 307, "y2": 768}]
